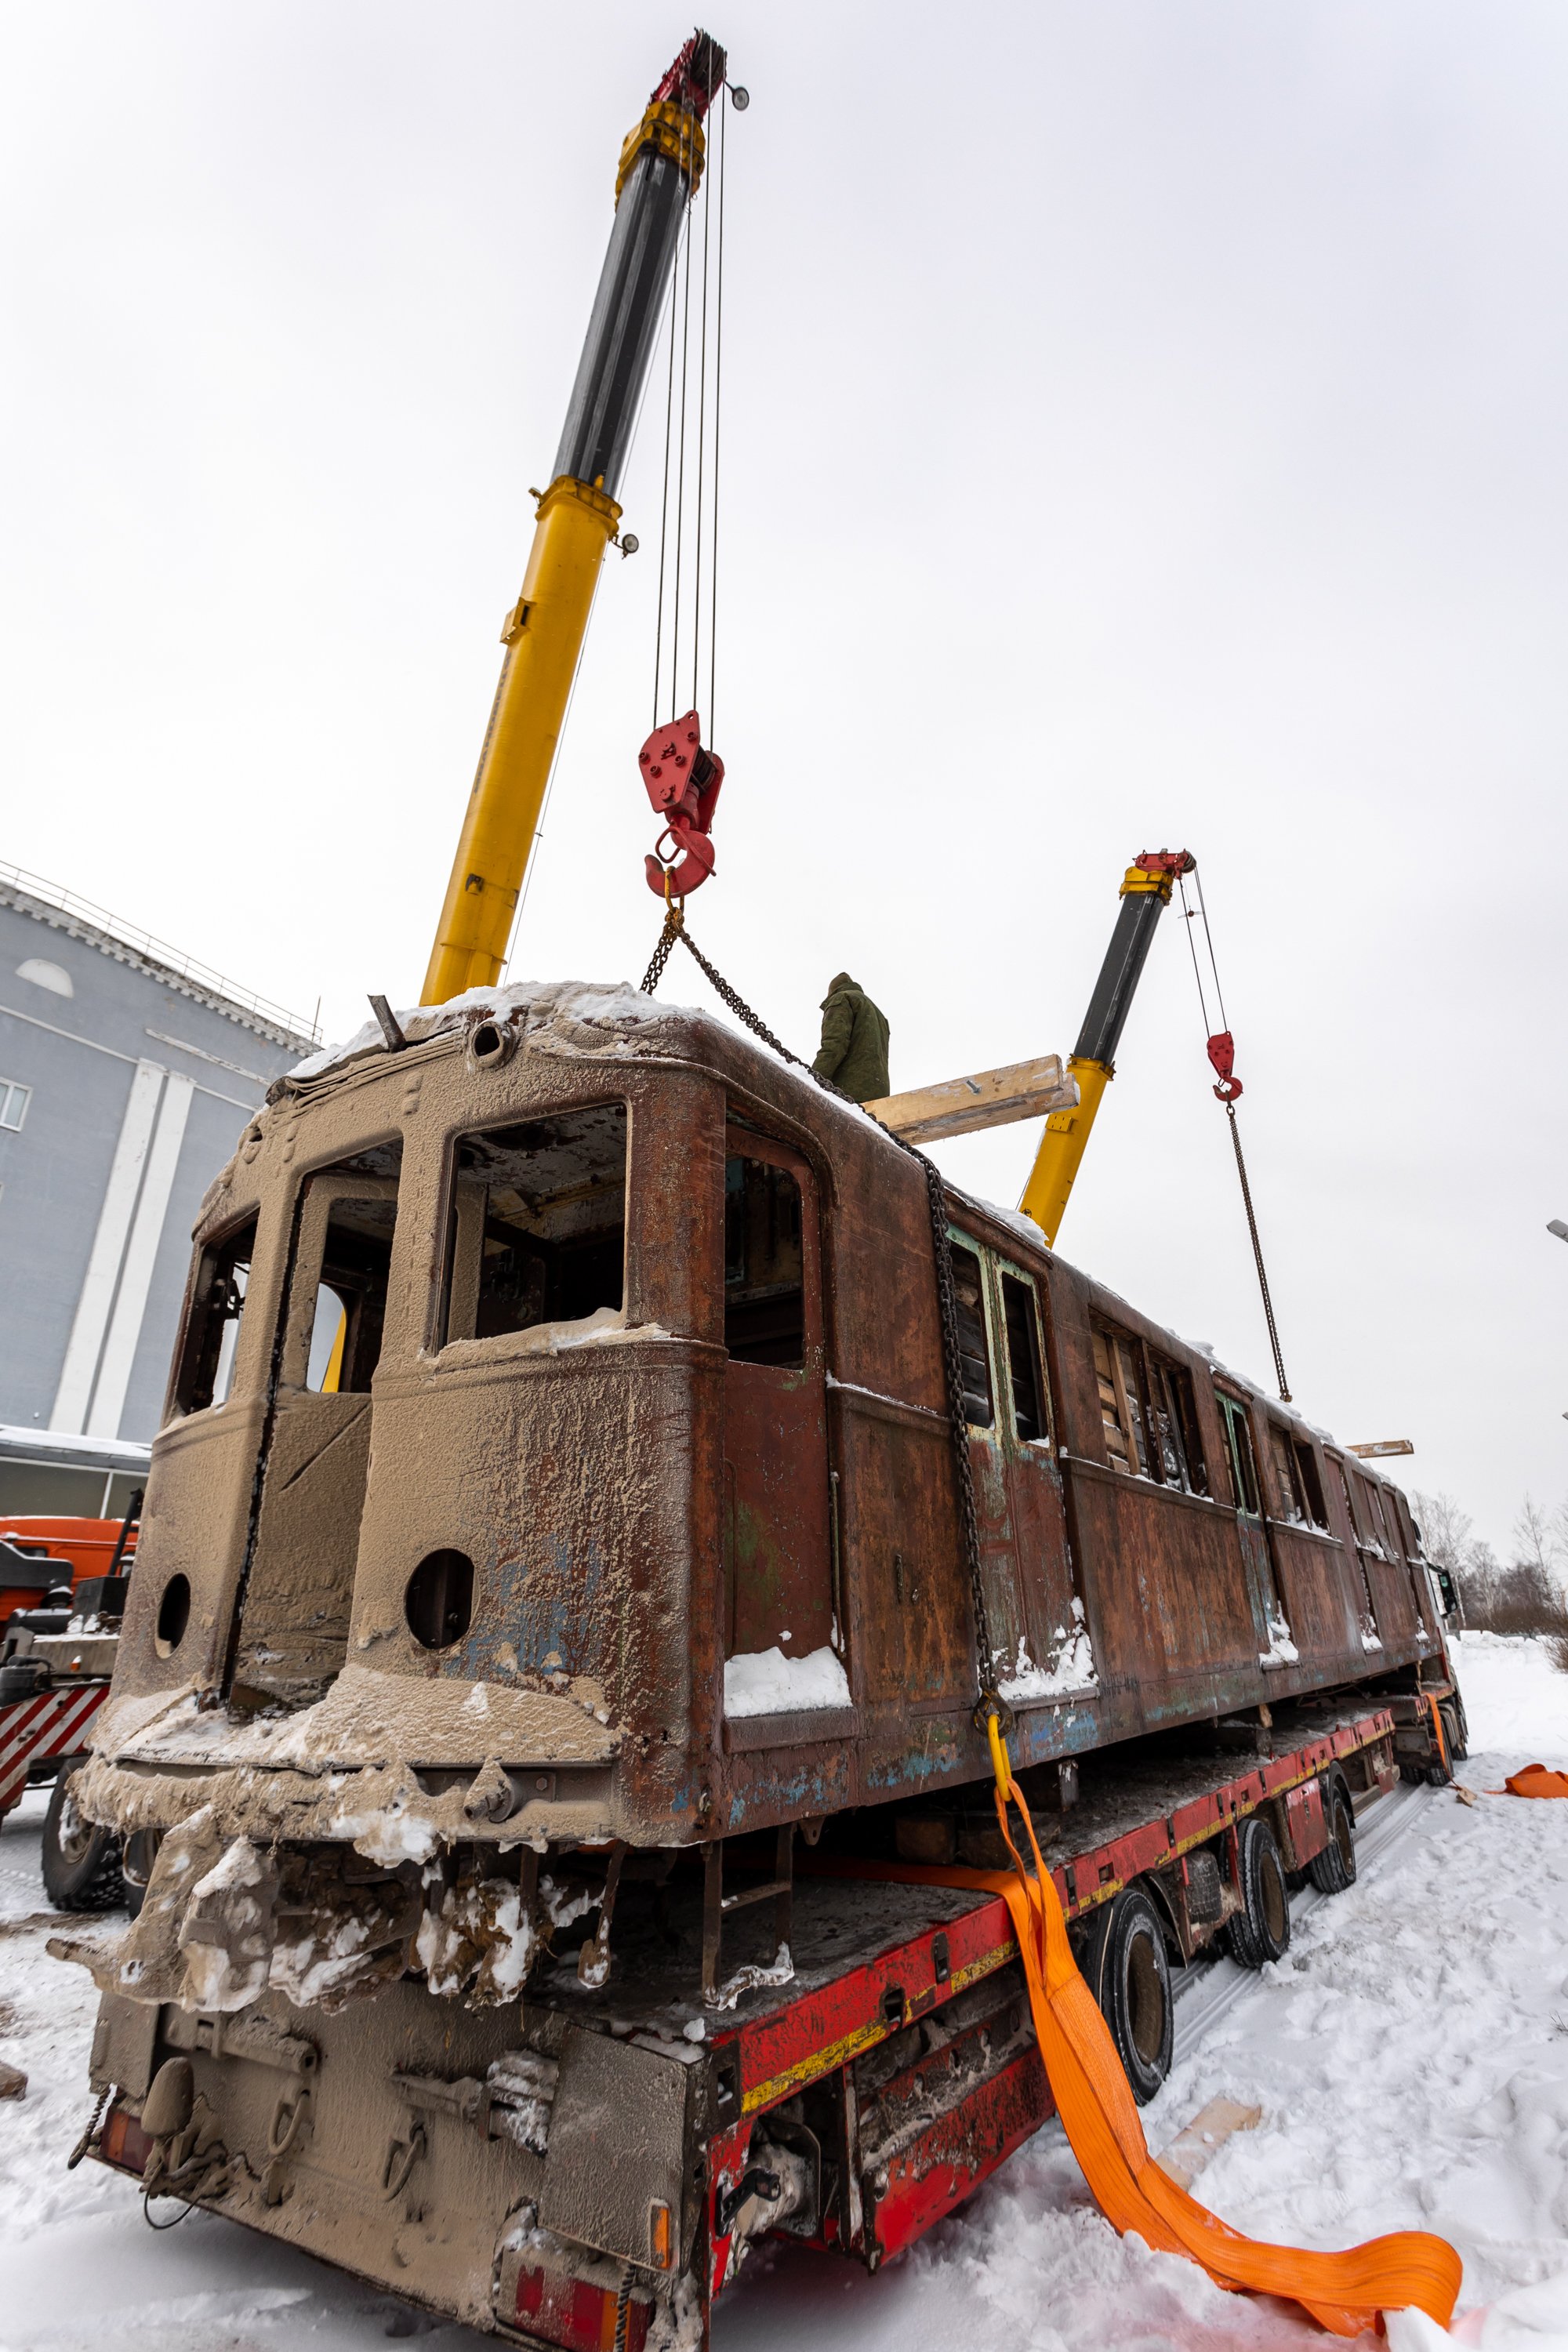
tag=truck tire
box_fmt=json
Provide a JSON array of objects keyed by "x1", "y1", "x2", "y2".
[
  {"x1": 42, "y1": 1759, "x2": 125, "y2": 1913},
  {"x1": 1439, "y1": 1697, "x2": 1467, "y2": 1763},
  {"x1": 1079, "y1": 1885, "x2": 1173, "y2": 2104},
  {"x1": 1225, "y1": 1814, "x2": 1290, "y2": 1968},
  {"x1": 1306, "y1": 1779, "x2": 1356, "y2": 1896}
]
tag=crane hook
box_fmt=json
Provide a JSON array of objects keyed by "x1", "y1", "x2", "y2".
[{"x1": 639, "y1": 710, "x2": 724, "y2": 898}]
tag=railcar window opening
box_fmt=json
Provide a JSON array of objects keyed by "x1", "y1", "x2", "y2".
[
  {"x1": 303, "y1": 1193, "x2": 399, "y2": 1392},
  {"x1": 1147, "y1": 1352, "x2": 1207, "y2": 1495},
  {"x1": 1093, "y1": 1324, "x2": 1151, "y2": 1476},
  {"x1": 441, "y1": 1104, "x2": 627, "y2": 1346},
  {"x1": 1268, "y1": 1424, "x2": 1310, "y2": 1524},
  {"x1": 949, "y1": 1241, "x2": 994, "y2": 1428},
  {"x1": 998, "y1": 1269, "x2": 1051, "y2": 1444},
  {"x1": 174, "y1": 1213, "x2": 258, "y2": 1414},
  {"x1": 724, "y1": 1153, "x2": 805, "y2": 1367},
  {"x1": 1363, "y1": 1480, "x2": 1396, "y2": 1557},
  {"x1": 1293, "y1": 1439, "x2": 1329, "y2": 1529},
  {"x1": 1218, "y1": 1393, "x2": 1263, "y2": 1517}
]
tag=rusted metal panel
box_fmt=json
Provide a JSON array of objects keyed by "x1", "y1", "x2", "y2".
[
  {"x1": 83, "y1": 988, "x2": 1452, "y2": 1889},
  {"x1": 829, "y1": 1387, "x2": 971, "y2": 1707},
  {"x1": 722, "y1": 1131, "x2": 833, "y2": 1664}
]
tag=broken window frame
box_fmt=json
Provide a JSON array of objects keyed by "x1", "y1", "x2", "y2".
[
  {"x1": 1216, "y1": 1390, "x2": 1264, "y2": 1519},
  {"x1": 1268, "y1": 1422, "x2": 1308, "y2": 1524},
  {"x1": 437, "y1": 1102, "x2": 630, "y2": 1355},
  {"x1": 723, "y1": 1139, "x2": 810, "y2": 1370},
  {"x1": 995, "y1": 1261, "x2": 1053, "y2": 1449},
  {"x1": 1292, "y1": 1437, "x2": 1330, "y2": 1530},
  {"x1": 1092, "y1": 1323, "x2": 1148, "y2": 1476},
  {"x1": 1145, "y1": 1349, "x2": 1208, "y2": 1496},
  {"x1": 948, "y1": 1235, "x2": 996, "y2": 1430},
  {"x1": 281, "y1": 1165, "x2": 402, "y2": 1396},
  {"x1": 1093, "y1": 1322, "x2": 1207, "y2": 1495},
  {"x1": 171, "y1": 1210, "x2": 260, "y2": 1417}
]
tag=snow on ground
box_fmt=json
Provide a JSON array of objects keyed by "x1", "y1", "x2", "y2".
[{"x1": 0, "y1": 1635, "x2": 1563, "y2": 2350}]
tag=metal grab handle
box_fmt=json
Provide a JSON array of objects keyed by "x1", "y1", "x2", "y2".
[
  {"x1": 267, "y1": 2085, "x2": 311, "y2": 2159},
  {"x1": 382, "y1": 2122, "x2": 426, "y2": 2201}
]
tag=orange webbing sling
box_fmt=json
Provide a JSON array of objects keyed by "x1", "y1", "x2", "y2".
[
  {"x1": 864, "y1": 1718, "x2": 1462, "y2": 2337},
  {"x1": 1503, "y1": 1764, "x2": 1568, "y2": 1798}
]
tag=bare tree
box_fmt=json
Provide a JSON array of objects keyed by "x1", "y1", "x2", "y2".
[
  {"x1": 1512, "y1": 1493, "x2": 1556, "y2": 1575},
  {"x1": 1409, "y1": 1490, "x2": 1473, "y2": 1573}
]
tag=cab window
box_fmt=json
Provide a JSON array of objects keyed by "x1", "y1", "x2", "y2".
[
  {"x1": 442, "y1": 1105, "x2": 626, "y2": 1344},
  {"x1": 174, "y1": 1214, "x2": 257, "y2": 1412}
]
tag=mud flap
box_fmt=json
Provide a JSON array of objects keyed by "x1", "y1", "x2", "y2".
[{"x1": 538, "y1": 2027, "x2": 699, "y2": 2274}]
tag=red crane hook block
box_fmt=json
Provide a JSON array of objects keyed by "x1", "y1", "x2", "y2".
[
  {"x1": 1207, "y1": 1031, "x2": 1243, "y2": 1103},
  {"x1": 639, "y1": 710, "x2": 724, "y2": 897}
]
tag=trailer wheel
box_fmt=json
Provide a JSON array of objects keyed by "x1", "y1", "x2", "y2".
[
  {"x1": 1439, "y1": 1697, "x2": 1467, "y2": 1763},
  {"x1": 1225, "y1": 1815, "x2": 1290, "y2": 1968},
  {"x1": 1306, "y1": 1780, "x2": 1356, "y2": 1896},
  {"x1": 42, "y1": 1760, "x2": 125, "y2": 1913},
  {"x1": 1080, "y1": 1886, "x2": 1173, "y2": 2104}
]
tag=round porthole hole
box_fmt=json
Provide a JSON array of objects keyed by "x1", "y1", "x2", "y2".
[
  {"x1": 155, "y1": 1573, "x2": 191, "y2": 1655},
  {"x1": 405, "y1": 1550, "x2": 474, "y2": 1650},
  {"x1": 468, "y1": 1020, "x2": 513, "y2": 1069}
]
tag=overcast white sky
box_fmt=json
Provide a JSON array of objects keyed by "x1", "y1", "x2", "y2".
[{"x1": 3, "y1": 2, "x2": 1565, "y2": 1555}]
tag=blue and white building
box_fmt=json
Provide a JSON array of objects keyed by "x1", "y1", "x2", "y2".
[{"x1": 0, "y1": 865, "x2": 317, "y2": 1515}]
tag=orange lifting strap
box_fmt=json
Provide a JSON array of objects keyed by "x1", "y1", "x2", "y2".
[
  {"x1": 863, "y1": 1721, "x2": 1462, "y2": 2338},
  {"x1": 1503, "y1": 1764, "x2": 1568, "y2": 1798}
]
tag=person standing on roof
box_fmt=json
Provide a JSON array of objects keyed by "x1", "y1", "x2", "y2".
[{"x1": 811, "y1": 973, "x2": 890, "y2": 1104}]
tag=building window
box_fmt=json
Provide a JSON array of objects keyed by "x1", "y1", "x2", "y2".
[
  {"x1": 0, "y1": 1080, "x2": 31, "y2": 1132},
  {"x1": 16, "y1": 958, "x2": 73, "y2": 998},
  {"x1": 1268, "y1": 1425, "x2": 1327, "y2": 1526}
]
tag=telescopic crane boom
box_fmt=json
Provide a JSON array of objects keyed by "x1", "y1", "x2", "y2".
[
  {"x1": 422, "y1": 32, "x2": 728, "y2": 1008},
  {"x1": 1019, "y1": 849, "x2": 1194, "y2": 1245}
]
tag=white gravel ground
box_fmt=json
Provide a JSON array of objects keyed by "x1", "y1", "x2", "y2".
[{"x1": 0, "y1": 1632, "x2": 1562, "y2": 2351}]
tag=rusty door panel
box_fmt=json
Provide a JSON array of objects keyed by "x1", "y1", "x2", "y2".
[
  {"x1": 830, "y1": 1392, "x2": 970, "y2": 1704},
  {"x1": 1108, "y1": 1477, "x2": 1257, "y2": 1695},
  {"x1": 1269, "y1": 1531, "x2": 1359, "y2": 1669},
  {"x1": 1363, "y1": 1549, "x2": 1417, "y2": 1646},
  {"x1": 723, "y1": 1131, "x2": 833, "y2": 1665},
  {"x1": 990, "y1": 1256, "x2": 1082, "y2": 1688},
  {"x1": 725, "y1": 1367, "x2": 833, "y2": 1656},
  {"x1": 234, "y1": 1392, "x2": 372, "y2": 1700}
]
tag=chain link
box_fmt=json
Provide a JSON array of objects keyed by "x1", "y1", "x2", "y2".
[
  {"x1": 1225, "y1": 1103, "x2": 1290, "y2": 1403},
  {"x1": 641, "y1": 913, "x2": 1006, "y2": 1719}
]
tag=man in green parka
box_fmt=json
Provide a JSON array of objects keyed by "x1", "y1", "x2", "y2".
[{"x1": 811, "y1": 972, "x2": 891, "y2": 1103}]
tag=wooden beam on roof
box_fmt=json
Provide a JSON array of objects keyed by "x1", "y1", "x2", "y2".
[
  {"x1": 1348, "y1": 1439, "x2": 1414, "y2": 1459},
  {"x1": 863, "y1": 1054, "x2": 1078, "y2": 1145}
]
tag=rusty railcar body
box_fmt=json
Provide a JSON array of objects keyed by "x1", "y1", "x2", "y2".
[
  {"x1": 78, "y1": 978, "x2": 1444, "y2": 1907},
  {"x1": 66, "y1": 981, "x2": 1457, "y2": 2336}
]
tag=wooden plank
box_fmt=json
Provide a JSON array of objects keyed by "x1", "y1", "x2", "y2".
[
  {"x1": 864, "y1": 1055, "x2": 1078, "y2": 1145},
  {"x1": 1153, "y1": 2094, "x2": 1261, "y2": 2190},
  {"x1": 1348, "y1": 1440, "x2": 1414, "y2": 1458}
]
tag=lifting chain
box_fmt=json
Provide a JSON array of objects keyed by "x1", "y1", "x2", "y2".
[
  {"x1": 641, "y1": 908, "x2": 1007, "y2": 1728},
  {"x1": 1224, "y1": 1102, "x2": 1290, "y2": 1403}
]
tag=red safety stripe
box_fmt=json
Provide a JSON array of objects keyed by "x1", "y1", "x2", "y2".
[{"x1": 0, "y1": 1685, "x2": 107, "y2": 1811}]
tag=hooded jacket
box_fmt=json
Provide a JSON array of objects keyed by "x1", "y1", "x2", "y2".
[{"x1": 811, "y1": 972, "x2": 891, "y2": 1104}]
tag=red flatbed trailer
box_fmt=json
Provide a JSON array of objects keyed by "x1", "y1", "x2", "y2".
[{"x1": 86, "y1": 1704, "x2": 1403, "y2": 2349}]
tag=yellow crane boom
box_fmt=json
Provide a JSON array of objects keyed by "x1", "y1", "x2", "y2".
[
  {"x1": 1020, "y1": 850, "x2": 1193, "y2": 1244},
  {"x1": 422, "y1": 33, "x2": 728, "y2": 1007}
]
